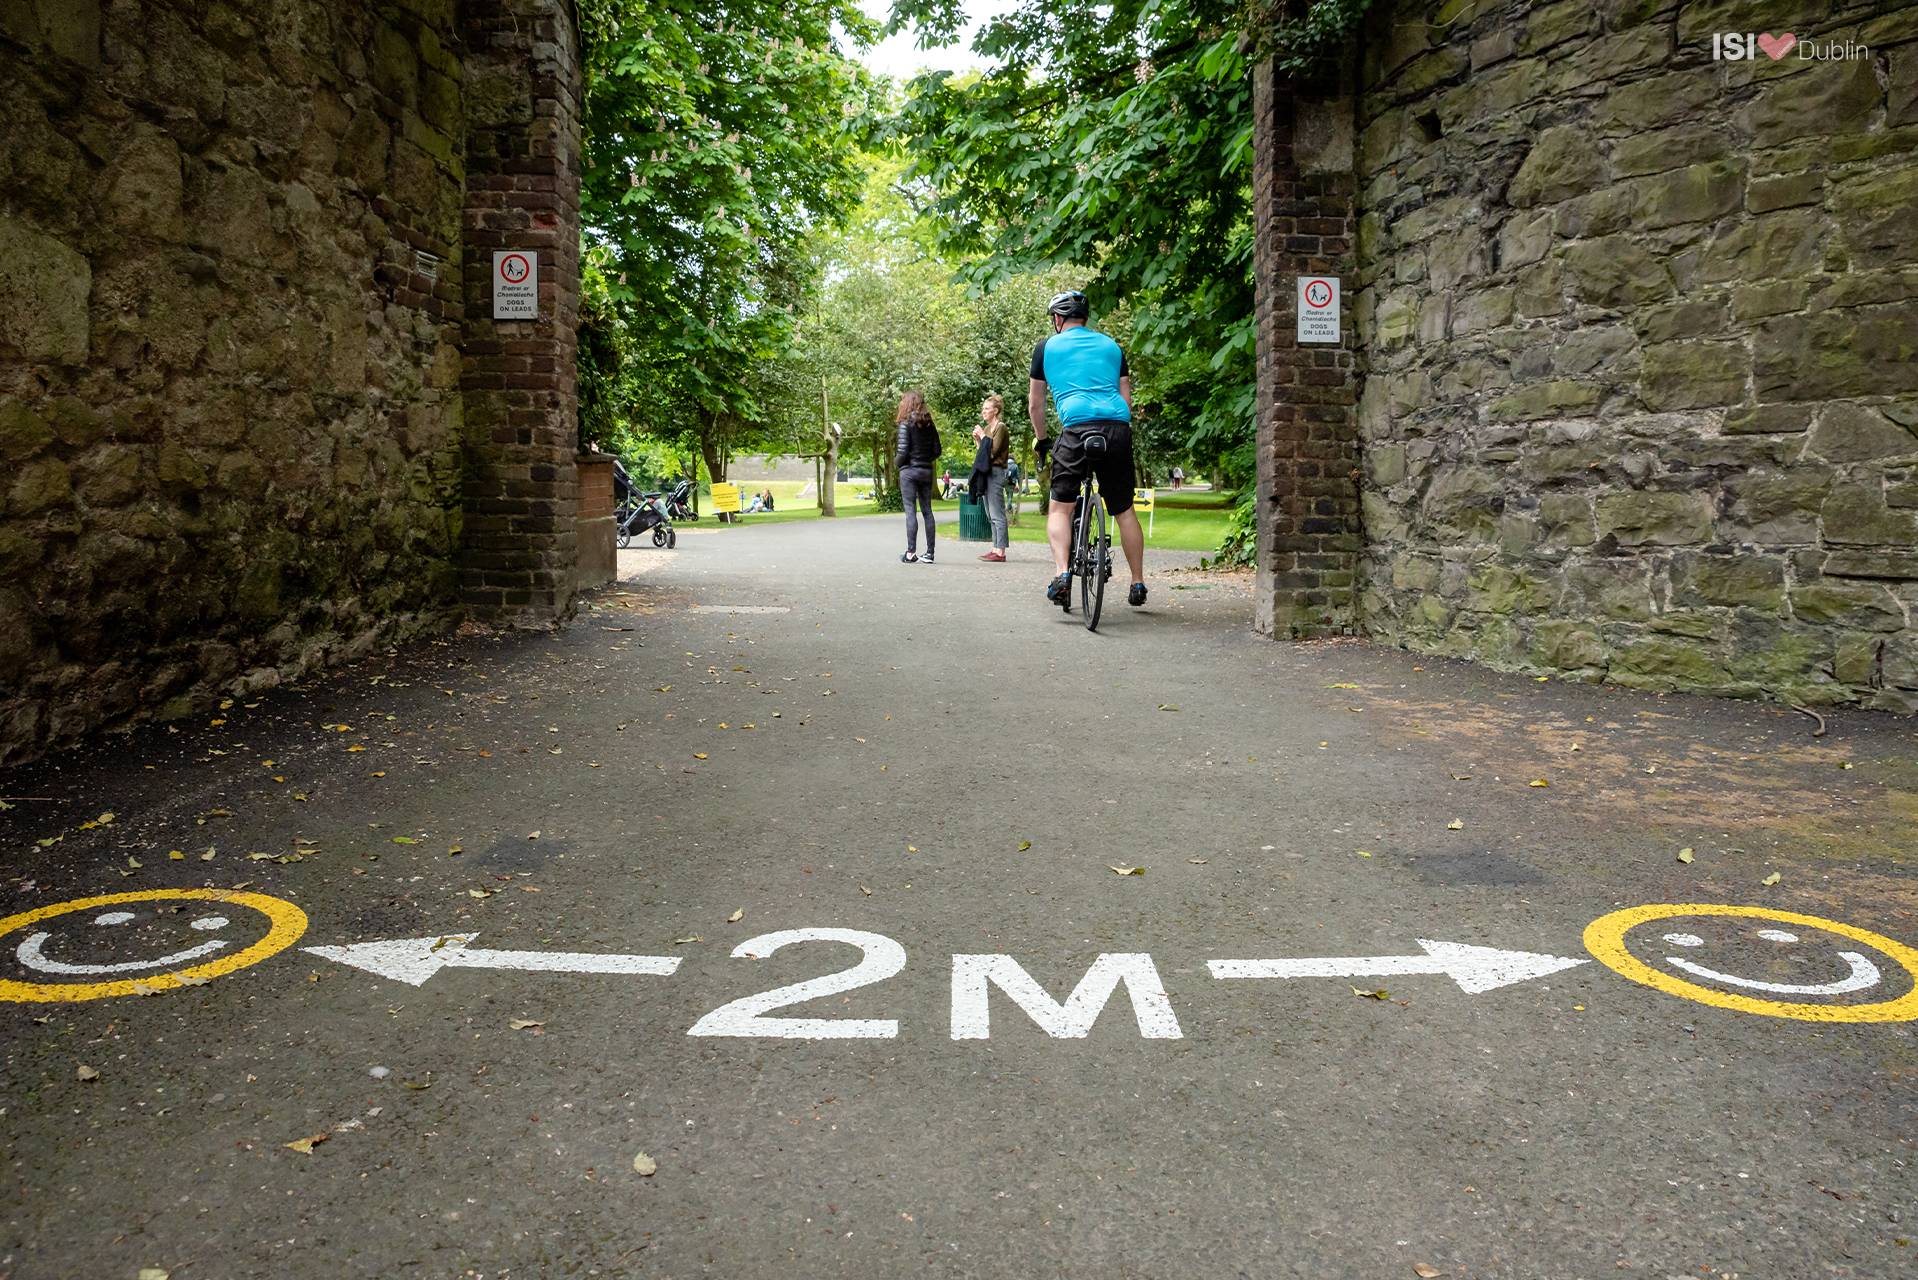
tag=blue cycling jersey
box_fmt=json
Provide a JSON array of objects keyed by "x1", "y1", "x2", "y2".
[{"x1": 1032, "y1": 326, "x2": 1131, "y2": 427}]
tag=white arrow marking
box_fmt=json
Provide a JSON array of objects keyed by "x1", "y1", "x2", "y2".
[
  {"x1": 304, "y1": 934, "x2": 682, "y2": 987},
  {"x1": 1208, "y1": 939, "x2": 1587, "y2": 994}
]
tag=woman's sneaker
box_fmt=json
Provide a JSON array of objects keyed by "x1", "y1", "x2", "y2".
[
  {"x1": 978, "y1": 550, "x2": 1006, "y2": 562},
  {"x1": 900, "y1": 551, "x2": 918, "y2": 563}
]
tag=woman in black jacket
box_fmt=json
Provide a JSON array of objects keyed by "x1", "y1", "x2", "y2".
[{"x1": 894, "y1": 391, "x2": 942, "y2": 563}]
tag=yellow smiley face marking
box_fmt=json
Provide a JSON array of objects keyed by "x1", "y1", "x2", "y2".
[
  {"x1": 0, "y1": 889, "x2": 307, "y2": 1003},
  {"x1": 1584, "y1": 903, "x2": 1918, "y2": 1023}
]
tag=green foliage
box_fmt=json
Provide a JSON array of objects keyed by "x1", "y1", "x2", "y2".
[
  {"x1": 576, "y1": 0, "x2": 877, "y2": 477},
  {"x1": 887, "y1": 0, "x2": 1373, "y2": 550}
]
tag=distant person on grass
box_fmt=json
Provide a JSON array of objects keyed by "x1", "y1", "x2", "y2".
[
  {"x1": 894, "y1": 391, "x2": 942, "y2": 563},
  {"x1": 974, "y1": 393, "x2": 1012, "y2": 562},
  {"x1": 1028, "y1": 290, "x2": 1147, "y2": 610}
]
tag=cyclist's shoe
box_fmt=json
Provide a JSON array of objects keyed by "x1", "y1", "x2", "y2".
[
  {"x1": 900, "y1": 551, "x2": 918, "y2": 563},
  {"x1": 1128, "y1": 582, "x2": 1147, "y2": 607},
  {"x1": 921, "y1": 548, "x2": 934, "y2": 564},
  {"x1": 1046, "y1": 572, "x2": 1072, "y2": 608}
]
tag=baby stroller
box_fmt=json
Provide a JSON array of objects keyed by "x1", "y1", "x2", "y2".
[
  {"x1": 613, "y1": 461, "x2": 677, "y2": 549},
  {"x1": 665, "y1": 477, "x2": 697, "y2": 521}
]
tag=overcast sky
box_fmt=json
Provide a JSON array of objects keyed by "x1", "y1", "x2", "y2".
[{"x1": 853, "y1": 0, "x2": 1021, "y2": 81}]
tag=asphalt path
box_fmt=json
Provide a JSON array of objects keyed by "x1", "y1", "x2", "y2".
[{"x1": 4, "y1": 514, "x2": 1917, "y2": 1279}]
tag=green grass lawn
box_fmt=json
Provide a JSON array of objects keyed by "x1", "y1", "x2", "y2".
[{"x1": 685, "y1": 481, "x2": 1233, "y2": 554}]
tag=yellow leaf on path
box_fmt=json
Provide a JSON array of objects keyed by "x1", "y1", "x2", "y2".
[
  {"x1": 392, "y1": 836, "x2": 417, "y2": 844},
  {"x1": 727, "y1": 908, "x2": 744, "y2": 923},
  {"x1": 1328, "y1": 683, "x2": 1359, "y2": 689},
  {"x1": 1840, "y1": 762, "x2": 1854, "y2": 770},
  {"x1": 126, "y1": 856, "x2": 142, "y2": 869},
  {"x1": 1109, "y1": 865, "x2": 1145, "y2": 876},
  {"x1": 285, "y1": 1133, "x2": 329, "y2": 1154},
  {"x1": 1187, "y1": 857, "x2": 1208, "y2": 864},
  {"x1": 693, "y1": 753, "x2": 708, "y2": 760},
  {"x1": 907, "y1": 845, "x2": 918, "y2": 853},
  {"x1": 346, "y1": 744, "x2": 367, "y2": 753},
  {"x1": 77, "y1": 1064, "x2": 100, "y2": 1081},
  {"x1": 1356, "y1": 850, "x2": 1373, "y2": 858},
  {"x1": 1018, "y1": 840, "x2": 1032, "y2": 851},
  {"x1": 859, "y1": 885, "x2": 873, "y2": 896},
  {"x1": 1528, "y1": 779, "x2": 1549, "y2": 788},
  {"x1": 468, "y1": 888, "x2": 493, "y2": 899},
  {"x1": 1158, "y1": 704, "x2": 1180, "y2": 712},
  {"x1": 633, "y1": 1152, "x2": 658, "y2": 1176},
  {"x1": 1414, "y1": 1265, "x2": 1443, "y2": 1278},
  {"x1": 509, "y1": 1019, "x2": 544, "y2": 1031},
  {"x1": 98, "y1": 812, "x2": 115, "y2": 824},
  {"x1": 139, "y1": 1269, "x2": 170, "y2": 1280},
  {"x1": 200, "y1": 847, "x2": 216, "y2": 861},
  {"x1": 1762, "y1": 871, "x2": 1782, "y2": 886},
  {"x1": 1352, "y1": 987, "x2": 1389, "y2": 1000},
  {"x1": 447, "y1": 846, "x2": 463, "y2": 856},
  {"x1": 673, "y1": 935, "x2": 704, "y2": 944},
  {"x1": 168, "y1": 850, "x2": 185, "y2": 860},
  {"x1": 1445, "y1": 820, "x2": 1463, "y2": 831},
  {"x1": 1677, "y1": 848, "x2": 1694, "y2": 864}
]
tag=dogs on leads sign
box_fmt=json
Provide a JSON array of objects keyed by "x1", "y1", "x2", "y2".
[
  {"x1": 493, "y1": 251, "x2": 538, "y2": 320},
  {"x1": 1296, "y1": 276, "x2": 1339, "y2": 344}
]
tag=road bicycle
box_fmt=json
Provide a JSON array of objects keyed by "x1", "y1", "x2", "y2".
[{"x1": 1064, "y1": 455, "x2": 1112, "y2": 632}]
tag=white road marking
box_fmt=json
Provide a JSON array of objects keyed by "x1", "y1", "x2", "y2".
[
  {"x1": 16, "y1": 931, "x2": 229, "y2": 975},
  {"x1": 691, "y1": 605, "x2": 790, "y2": 614},
  {"x1": 303, "y1": 935, "x2": 682, "y2": 986},
  {"x1": 1665, "y1": 951, "x2": 1881, "y2": 996},
  {"x1": 950, "y1": 953, "x2": 1183, "y2": 1039},
  {"x1": 1208, "y1": 939, "x2": 1588, "y2": 994},
  {"x1": 689, "y1": 928, "x2": 905, "y2": 1039}
]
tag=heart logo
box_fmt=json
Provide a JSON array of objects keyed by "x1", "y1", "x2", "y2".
[{"x1": 1756, "y1": 31, "x2": 1797, "y2": 60}]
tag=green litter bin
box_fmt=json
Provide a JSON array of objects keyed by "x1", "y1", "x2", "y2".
[{"x1": 957, "y1": 493, "x2": 990, "y2": 542}]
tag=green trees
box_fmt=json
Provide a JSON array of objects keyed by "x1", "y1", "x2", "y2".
[{"x1": 575, "y1": 0, "x2": 876, "y2": 482}]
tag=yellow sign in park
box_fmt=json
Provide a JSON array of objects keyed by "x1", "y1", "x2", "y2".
[{"x1": 709, "y1": 482, "x2": 741, "y2": 514}]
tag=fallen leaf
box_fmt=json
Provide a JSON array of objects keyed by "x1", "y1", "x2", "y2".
[
  {"x1": 1327, "y1": 682, "x2": 1359, "y2": 689},
  {"x1": 402, "y1": 1079, "x2": 433, "y2": 1091},
  {"x1": 1352, "y1": 987, "x2": 1389, "y2": 1000},
  {"x1": 906, "y1": 844, "x2": 918, "y2": 853},
  {"x1": 693, "y1": 753, "x2": 708, "y2": 760},
  {"x1": 1677, "y1": 847, "x2": 1694, "y2": 864},
  {"x1": 859, "y1": 885, "x2": 873, "y2": 896},
  {"x1": 346, "y1": 744, "x2": 367, "y2": 753},
  {"x1": 527, "y1": 830, "x2": 540, "y2": 840},
  {"x1": 392, "y1": 836, "x2": 417, "y2": 844},
  {"x1": 447, "y1": 846, "x2": 463, "y2": 856},
  {"x1": 468, "y1": 888, "x2": 493, "y2": 899},
  {"x1": 1017, "y1": 839, "x2": 1032, "y2": 851},
  {"x1": 509, "y1": 1019, "x2": 545, "y2": 1031},
  {"x1": 1157, "y1": 704, "x2": 1180, "y2": 712},
  {"x1": 673, "y1": 935, "x2": 704, "y2": 944},
  {"x1": 1109, "y1": 865, "x2": 1145, "y2": 876},
  {"x1": 76, "y1": 1064, "x2": 99, "y2": 1082},
  {"x1": 1414, "y1": 1265, "x2": 1443, "y2": 1278},
  {"x1": 1355, "y1": 850, "x2": 1373, "y2": 858},
  {"x1": 1445, "y1": 819, "x2": 1463, "y2": 831},
  {"x1": 168, "y1": 850, "x2": 185, "y2": 860},
  {"x1": 1186, "y1": 857, "x2": 1208, "y2": 864},
  {"x1": 126, "y1": 856, "x2": 142, "y2": 869},
  {"x1": 727, "y1": 908, "x2": 744, "y2": 923},
  {"x1": 138, "y1": 1269, "x2": 170, "y2": 1280},
  {"x1": 370, "y1": 770, "x2": 386, "y2": 778},
  {"x1": 1528, "y1": 779, "x2": 1549, "y2": 788},
  {"x1": 633, "y1": 1152, "x2": 658, "y2": 1176},
  {"x1": 1840, "y1": 762, "x2": 1854, "y2": 771},
  {"x1": 1761, "y1": 871, "x2": 1782, "y2": 886},
  {"x1": 284, "y1": 1133, "x2": 329, "y2": 1154},
  {"x1": 247, "y1": 852, "x2": 275, "y2": 861}
]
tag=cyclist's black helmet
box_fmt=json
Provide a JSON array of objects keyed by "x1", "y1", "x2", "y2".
[{"x1": 1047, "y1": 289, "x2": 1090, "y2": 321}]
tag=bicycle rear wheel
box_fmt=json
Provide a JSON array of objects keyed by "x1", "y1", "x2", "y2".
[{"x1": 1080, "y1": 485, "x2": 1107, "y2": 631}]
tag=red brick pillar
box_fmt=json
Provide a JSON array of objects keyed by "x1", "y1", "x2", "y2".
[
  {"x1": 457, "y1": 0, "x2": 582, "y2": 623},
  {"x1": 1251, "y1": 60, "x2": 1360, "y2": 638}
]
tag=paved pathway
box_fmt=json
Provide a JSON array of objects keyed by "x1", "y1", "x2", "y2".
[{"x1": 4, "y1": 515, "x2": 1917, "y2": 1278}]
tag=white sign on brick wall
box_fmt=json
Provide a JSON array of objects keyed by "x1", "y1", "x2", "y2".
[
  {"x1": 1297, "y1": 276, "x2": 1340, "y2": 344},
  {"x1": 493, "y1": 251, "x2": 538, "y2": 320}
]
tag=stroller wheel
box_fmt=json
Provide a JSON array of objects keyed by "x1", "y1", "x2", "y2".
[
  {"x1": 667, "y1": 530, "x2": 677, "y2": 549},
  {"x1": 652, "y1": 526, "x2": 669, "y2": 547},
  {"x1": 616, "y1": 526, "x2": 631, "y2": 549}
]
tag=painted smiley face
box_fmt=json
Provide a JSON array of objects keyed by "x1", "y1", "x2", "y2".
[
  {"x1": 1653, "y1": 924, "x2": 1885, "y2": 997},
  {"x1": 1584, "y1": 904, "x2": 1918, "y2": 1023},
  {"x1": 0, "y1": 890, "x2": 308, "y2": 1003},
  {"x1": 13, "y1": 908, "x2": 244, "y2": 977}
]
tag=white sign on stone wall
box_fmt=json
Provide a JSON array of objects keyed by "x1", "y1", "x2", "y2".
[
  {"x1": 1297, "y1": 276, "x2": 1340, "y2": 344},
  {"x1": 493, "y1": 251, "x2": 538, "y2": 320}
]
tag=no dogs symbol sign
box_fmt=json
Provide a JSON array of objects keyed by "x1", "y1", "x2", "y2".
[
  {"x1": 493, "y1": 251, "x2": 538, "y2": 320},
  {"x1": 1297, "y1": 276, "x2": 1339, "y2": 344}
]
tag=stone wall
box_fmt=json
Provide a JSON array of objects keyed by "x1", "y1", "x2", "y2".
[
  {"x1": 0, "y1": 0, "x2": 583, "y2": 764},
  {"x1": 1346, "y1": 0, "x2": 1918, "y2": 710}
]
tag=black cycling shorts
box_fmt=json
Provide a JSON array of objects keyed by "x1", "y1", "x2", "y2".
[{"x1": 1048, "y1": 420, "x2": 1135, "y2": 514}]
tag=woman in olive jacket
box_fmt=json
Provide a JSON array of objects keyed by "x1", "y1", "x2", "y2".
[{"x1": 894, "y1": 391, "x2": 943, "y2": 563}]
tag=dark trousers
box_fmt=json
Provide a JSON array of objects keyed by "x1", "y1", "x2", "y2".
[{"x1": 899, "y1": 467, "x2": 935, "y2": 553}]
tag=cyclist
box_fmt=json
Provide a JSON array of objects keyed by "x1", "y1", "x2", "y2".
[{"x1": 1028, "y1": 290, "x2": 1146, "y2": 610}]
